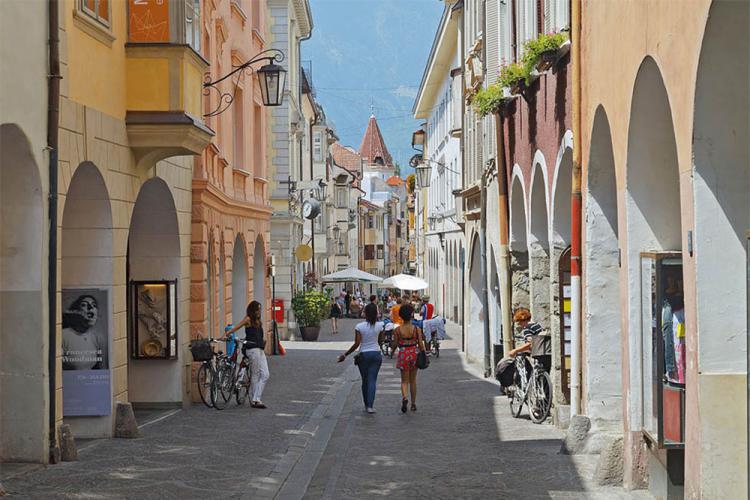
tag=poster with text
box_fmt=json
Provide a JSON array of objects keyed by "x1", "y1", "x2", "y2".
[{"x1": 62, "y1": 288, "x2": 111, "y2": 416}]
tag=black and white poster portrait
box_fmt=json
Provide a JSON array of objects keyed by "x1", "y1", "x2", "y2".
[
  {"x1": 62, "y1": 288, "x2": 111, "y2": 416},
  {"x1": 62, "y1": 289, "x2": 109, "y2": 370}
]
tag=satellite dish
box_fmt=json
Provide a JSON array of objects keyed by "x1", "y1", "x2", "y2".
[{"x1": 294, "y1": 244, "x2": 313, "y2": 261}]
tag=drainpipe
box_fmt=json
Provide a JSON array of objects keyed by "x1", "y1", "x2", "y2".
[
  {"x1": 47, "y1": 0, "x2": 62, "y2": 463},
  {"x1": 570, "y1": 0, "x2": 582, "y2": 417},
  {"x1": 480, "y1": 167, "x2": 492, "y2": 377},
  {"x1": 458, "y1": 0, "x2": 466, "y2": 350},
  {"x1": 494, "y1": 112, "x2": 513, "y2": 357}
]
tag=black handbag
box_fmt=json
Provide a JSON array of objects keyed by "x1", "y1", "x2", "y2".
[
  {"x1": 416, "y1": 350, "x2": 429, "y2": 370},
  {"x1": 353, "y1": 353, "x2": 363, "y2": 366}
]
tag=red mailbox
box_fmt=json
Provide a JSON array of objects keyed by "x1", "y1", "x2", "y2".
[{"x1": 272, "y1": 299, "x2": 284, "y2": 323}]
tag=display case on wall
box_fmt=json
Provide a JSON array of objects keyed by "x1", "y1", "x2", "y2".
[
  {"x1": 640, "y1": 252, "x2": 685, "y2": 449},
  {"x1": 129, "y1": 280, "x2": 178, "y2": 360}
]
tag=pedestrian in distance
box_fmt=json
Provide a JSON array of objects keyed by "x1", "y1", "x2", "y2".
[
  {"x1": 226, "y1": 300, "x2": 270, "y2": 409},
  {"x1": 330, "y1": 297, "x2": 342, "y2": 334},
  {"x1": 344, "y1": 289, "x2": 352, "y2": 317},
  {"x1": 392, "y1": 303, "x2": 426, "y2": 413},
  {"x1": 337, "y1": 303, "x2": 384, "y2": 414}
]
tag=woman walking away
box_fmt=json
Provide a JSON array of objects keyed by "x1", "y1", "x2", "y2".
[
  {"x1": 393, "y1": 303, "x2": 426, "y2": 413},
  {"x1": 337, "y1": 303, "x2": 383, "y2": 414},
  {"x1": 226, "y1": 301, "x2": 270, "y2": 409},
  {"x1": 330, "y1": 297, "x2": 342, "y2": 334}
]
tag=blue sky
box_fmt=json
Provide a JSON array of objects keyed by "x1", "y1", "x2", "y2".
[{"x1": 302, "y1": 0, "x2": 444, "y2": 173}]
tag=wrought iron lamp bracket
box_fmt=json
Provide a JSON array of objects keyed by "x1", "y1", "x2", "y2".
[{"x1": 202, "y1": 49, "x2": 285, "y2": 118}]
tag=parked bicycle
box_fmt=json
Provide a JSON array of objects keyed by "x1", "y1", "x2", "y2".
[
  {"x1": 190, "y1": 338, "x2": 222, "y2": 409},
  {"x1": 508, "y1": 352, "x2": 552, "y2": 424},
  {"x1": 213, "y1": 335, "x2": 254, "y2": 409}
]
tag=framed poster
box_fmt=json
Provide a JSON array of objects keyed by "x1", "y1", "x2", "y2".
[
  {"x1": 62, "y1": 288, "x2": 111, "y2": 416},
  {"x1": 130, "y1": 280, "x2": 178, "y2": 359}
]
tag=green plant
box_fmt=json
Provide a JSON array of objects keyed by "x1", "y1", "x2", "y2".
[
  {"x1": 499, "y1": 62, "x2": 529, "y2": 89},
  {"x1": 292, "y1": 289, "x2": 330, "y2": 328},
  {"x1": 472, "y1": 83, "x2": 507, "y2": 117},
  {"x1": 522, "y1": 32, "x2": 569, "y2": 76}
]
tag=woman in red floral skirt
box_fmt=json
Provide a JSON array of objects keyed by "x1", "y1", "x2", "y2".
[{"x1": 392, "y1": 303, "x2": 426, "y2": 413}]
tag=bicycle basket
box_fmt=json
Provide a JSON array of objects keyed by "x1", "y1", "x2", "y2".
[
  {"x1": 530, "y1": 334, "x2": 552, "y2": 358},
  {"x1": 190, "y1": 339, "x2": 213, "y2": 362}
]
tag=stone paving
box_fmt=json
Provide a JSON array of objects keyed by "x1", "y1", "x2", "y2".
[{"x1": 2, "y1": 319, "x2": 653, "y2": 499}]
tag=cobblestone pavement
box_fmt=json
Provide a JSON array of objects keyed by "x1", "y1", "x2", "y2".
[{"x1": 3, "y1": 319, "x2": 652, "y2": 499}]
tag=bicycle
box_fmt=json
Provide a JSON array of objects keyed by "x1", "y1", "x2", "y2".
[
  {"x1": 191, "y1": 338, "x2": 222, "y2": 408},
  {"x1": 428, "y1": 334, "x2": 440, "y2": 358},
  {"x1": 508, "y1": 352, "x2": 552, "y2": 424},
  {"x1": 213, "y1": 336, "x2": 251, "y2": 410}
]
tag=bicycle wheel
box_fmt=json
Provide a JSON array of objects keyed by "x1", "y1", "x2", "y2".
[
  {"x1": 211, "y1": 362, "x2": 230, "y2": 410},
  {"x1": 196, "y1": 363, "x2": 213, "y2": 408},
  {"x1": 235, "y1": 369, "x2": 251, "y2": 405},
  {"x1": 509, "y1": 371, "x2": 525, "y2": 418},
  {"x1": 529, "y1": 370, "x2": 552, "y2": 424}
]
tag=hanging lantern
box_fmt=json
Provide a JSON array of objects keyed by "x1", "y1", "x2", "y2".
[{"x1": 257, "y1": 61, "x2": 287, "y2": 107}]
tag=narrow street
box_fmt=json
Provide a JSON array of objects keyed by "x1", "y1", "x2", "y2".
[{"x1": 4, "y1": 319, "x2": 650, "y2": 499}]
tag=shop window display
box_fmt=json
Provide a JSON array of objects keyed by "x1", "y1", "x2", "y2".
[
  {"x1": 129, "y1": 280, "x2": 178, "y2": 359},
  {"x1": 640, "y1": 252, "x2": 685, "y2": 448}
]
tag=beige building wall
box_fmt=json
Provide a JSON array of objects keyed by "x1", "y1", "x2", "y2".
[
  {"x1": 581, "y1": 1, "x2": 748, "y2": 498},
  {"x1": 0, "y1": 0, "x2": 50, "y2": 463}
]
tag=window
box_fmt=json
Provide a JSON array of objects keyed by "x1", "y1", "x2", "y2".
[
  {"x1": 253, "y1": 105, "x2": 263, "y2": 177},
  {"x1": 377, "y1": 245, "x2": 384, "y2": 260},
  {"x1": 234, "y1": 88, "x2": 244, "y2": 168},
  {"x1": 251, "y1": 0, "x2": 261, "y2": 30},
  {"x1": 336, "y1": 187, "x2": 347, "y2": 208},
  {"x1": 313, "y1": 132, "x2": 322, "y2": 162},
  {"x1": 81, "y1": 0, "x2": 110, "y2": 27},
  {"x1": 185, "y1": 0, "x2": 201, "y2": 52},
  {"x1": 367, "y1": 215, "x2": 374, "y2": 229},
  {"x1": 364, "y1": 245, "x2": 375, "y2": 260}
]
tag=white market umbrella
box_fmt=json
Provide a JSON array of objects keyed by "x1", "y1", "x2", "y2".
[
  {"x1": 378, "y1": 273, "x2": 429, "y2": 291},
  {"x1": 320, "y1": 267, "x2": 383, "y2": 283}
]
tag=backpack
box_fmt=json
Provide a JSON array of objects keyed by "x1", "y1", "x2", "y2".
[{"x1": 495, "y1": 357, "x2": 516, "y2": 387}]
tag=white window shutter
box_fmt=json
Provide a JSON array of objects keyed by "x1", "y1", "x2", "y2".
[
  {"x1": 499, "y1": 1, "x2": 510, "y2": 65},
  {"x1": 544, "y1": 0, "x2": 553, "y2": 33},
  {"x1": 485, "y1": 0, "x2": 499, "y2": 85}
]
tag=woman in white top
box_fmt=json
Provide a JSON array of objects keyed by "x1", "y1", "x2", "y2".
[{"x1": 337, "y1": 303, "x2": 384, "y2": 414}]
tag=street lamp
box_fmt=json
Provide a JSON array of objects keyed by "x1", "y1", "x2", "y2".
[
  {"x1": 415, "y1": 162, "x2": 432, "y2": 189},
  {"x1": 203, "y1": 49, "x2": 287, "y2": 117}
]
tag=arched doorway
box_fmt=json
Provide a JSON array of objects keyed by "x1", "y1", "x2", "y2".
[
  {"x1": 551, "y1": 145, "x2": 573, "y2": 408},
  {"x1": 529, "y1": 162, "x2": 550, "y2": 329},
  {"x1": 626, "y1": 57, "x2": 683, "y2": 492},
  {"x1": 253, "y1": 236, "x2": 266, "y2": 322},
  {"x1": 510, "y1": 174, "x2": 529, "y2": 313},
  {"x1": 232, "y1": 235, "x2": 248, "y2": 327},
  {"x1": 583, "y1": 106, "x2": 621, "y2": 427},
  {"x1": 60, "y1": 162, "x2": 113, "y2": 438},
  {"x1": 468, "y1": 235, "x2": 485, "y2": 363},
  {"x1": 0, "y1": 124, "x2": 45, "y2": 460},
  {"x1": 127, "y1": 178, "x2": 181, "y2": 404},
  {"x1": 691, "y1": 2, "x2": 748, "y2": 496}
]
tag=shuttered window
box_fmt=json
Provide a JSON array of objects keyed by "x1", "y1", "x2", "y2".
[
  {"x1": 486, "y1": 0, "x2": 499, "y2": 84},
  {"x1": 499, "y1": 0, "x2": 511, "y2": 65}
]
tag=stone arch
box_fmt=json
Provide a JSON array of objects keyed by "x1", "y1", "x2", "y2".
[
  {"x1": 690, "y1": 2, "x2": 749, "y2": 496},
  {"x1": 253, "y1": 234, "x2": 266, "y2": 321},
  {"x1": 529, "y1": 159, "x2": 551, "y2": 329},
  {"x1": 231, "y1": 233, "x2": 248, "y2": 325},
  {"x1": 61, "y1": 162, "x2": 113, "y2": 438},
  {"x1": 127, "y1": 177, "x2": 181, "y2": 404},
  {"x1": 467, "y1": 232, "x2": 485, "y2": 363},
  {"x1": 625, "y1": 56, "x2": 682, "y2": 456},
  {"x1": 510, "y1": 168, "x2": 529, "y2": 312},
  {"x1": 0, "y1": 124, "x2": 45, "y2": 461},
  {"x1": 584, "y1": 105, "x2": 622, "y2": 427}
]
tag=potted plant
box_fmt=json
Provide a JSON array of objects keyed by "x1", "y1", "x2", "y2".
[
  {"x1": 499, "y1": 62, "x2": 528, "y2": 96},
  {"x1": 523, "y1": 32, "x2": 569, "y2": 73},
  {"x1": 472, "y1": 82, "x2": 511, "y2": 117},
  {"x1": 291, "y1": 289, "x2": 330, "y2": 341}
]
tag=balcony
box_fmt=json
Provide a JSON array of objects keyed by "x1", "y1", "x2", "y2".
[{"x1": 125, "y1": 44, "x2": 212, "y2": 168}]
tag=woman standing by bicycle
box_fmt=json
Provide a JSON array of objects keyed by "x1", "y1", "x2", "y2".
[
  {"x1": 337, "y1": 303, "x2": 384, "y2": 414},
  {"x1": 507, "y1": 308, "x2": 543, "y2": 357},
  {"x1": 226, "y1": 300, "x2": 269, "y2": 409},
  {"x1": 392, "y1": 303, "x2": 426, "y2": 413}
]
